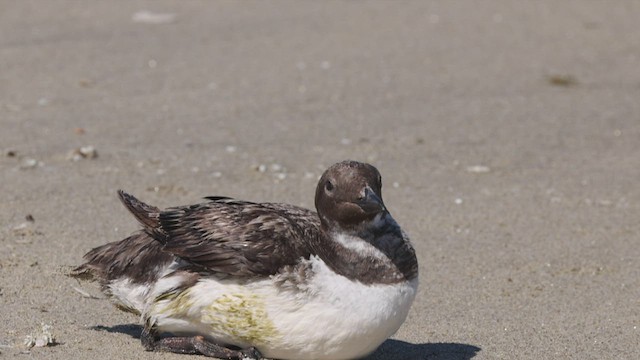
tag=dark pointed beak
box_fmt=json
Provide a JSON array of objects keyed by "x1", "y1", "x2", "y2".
[{"x1": 357, "y1": 186, "x2": 386, "y2": 214}]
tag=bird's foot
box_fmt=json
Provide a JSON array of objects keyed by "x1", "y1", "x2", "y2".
[{"x1": 141, "y1": 327, "x2": 263, "y2": 359}]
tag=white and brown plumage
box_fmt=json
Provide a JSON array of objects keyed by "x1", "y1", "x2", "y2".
[{"x1": 72, "y1": 160, "x2": 419, "y2": 360}]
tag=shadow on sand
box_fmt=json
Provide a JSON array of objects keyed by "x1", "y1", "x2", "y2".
[
  {"x1": 91, "y1": 325, "x2": 481, "y2": 360},
  {"x1": 90, "y1": 324, "x2": 142, "y2": 339},
  {"x1": 366, "y1": 339, "x2": 481, "y2": 360}
]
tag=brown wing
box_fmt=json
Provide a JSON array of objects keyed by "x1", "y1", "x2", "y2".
[
  {"x1": 71, "y1": 231, "x2": 174, "y2": 285},
  {"x1": 157, "y1": 198, "x2": 320, "y2": 279}
]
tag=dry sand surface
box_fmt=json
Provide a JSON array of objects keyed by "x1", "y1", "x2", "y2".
[{"x1": 1, "y1": 1, "x2": 639, "y2": 359}]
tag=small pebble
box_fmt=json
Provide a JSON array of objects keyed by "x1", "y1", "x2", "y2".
[
  {"x1": 132, "y1": 10, "x2": 176, "y2": 24},
  {"x1": 80, "y1": 146, "x2": 97, "y2": 158},
  {"x1": 466, "y1": 165, "x2": 491, "y2": 173},
  {"x1": 20, "y1": 158, "x2": 40, "y2": 169},
  {"x1": 548, "y1": 74, "x2": 578, "y2": 87},
  {"x1": 67, "y1": 146, "x2": 98, "y2": 161},
  {"x1": 12, "y1": 222, "x2": 41, "y2": 236}
]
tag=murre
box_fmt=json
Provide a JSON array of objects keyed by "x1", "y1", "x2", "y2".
[{"x1": 72, "y1": 160, "x2": 418, "y2": 360}]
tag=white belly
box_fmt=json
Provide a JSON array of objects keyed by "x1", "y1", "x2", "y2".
[
  {"x1": 145, "y1": 256, "x2": 418, "y2": 360},
  {"x1": 264, "y1": 256, "x2": 419, "y2": 359}
]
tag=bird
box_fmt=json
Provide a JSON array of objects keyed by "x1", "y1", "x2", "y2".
[{"x1": 71, "y1": 160, "x2": 419, "y2": 360}]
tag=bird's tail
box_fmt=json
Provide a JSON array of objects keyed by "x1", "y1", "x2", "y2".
[
  {"x1": 118, "y1": 190, "x2": 160, "y2": 228},
  {"x1": 117, "y1": 190, "x2": 167, "y2": 243},
  {"x1": 68, "y1": 191, "x2": 174, "y2": 313}
]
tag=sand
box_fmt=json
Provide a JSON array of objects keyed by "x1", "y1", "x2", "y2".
[{"x1": 1, "y1": 1, "x2": 639, "y2": 359}]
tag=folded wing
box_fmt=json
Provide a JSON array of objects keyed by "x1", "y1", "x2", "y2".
[{"x1": 121, "y1": 191, "x2": 320, "y2": 279}]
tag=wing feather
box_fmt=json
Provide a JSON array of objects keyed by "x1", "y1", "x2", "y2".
[{"x1": 158, "y1": 199, "x2": 320, "y2": 278}]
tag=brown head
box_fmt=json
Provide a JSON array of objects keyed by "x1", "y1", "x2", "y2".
[{"x1": 314, "y1": 160, "x2": 386, "y2": 233}]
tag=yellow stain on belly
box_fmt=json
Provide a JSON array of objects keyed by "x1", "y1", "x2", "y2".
[
  {"x1": 203, "y1": 293, "x2": 280, "y2": 345},
  {"x1": 154, "y1": 289, "x2": 279, "y2": 345}
]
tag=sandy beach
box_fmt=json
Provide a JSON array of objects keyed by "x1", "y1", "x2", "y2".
[{"x1": 1, "y1": 1, "x2": 639, "y2": 359}]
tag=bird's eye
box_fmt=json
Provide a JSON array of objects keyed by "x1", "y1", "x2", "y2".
[{"x1": 325, "y1": 180, "x2": 334, "y2": 192}]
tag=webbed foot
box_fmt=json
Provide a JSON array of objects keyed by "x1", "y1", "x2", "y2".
[{"x1": 141, "y1": 327, "x2": 263, "y2": 359}]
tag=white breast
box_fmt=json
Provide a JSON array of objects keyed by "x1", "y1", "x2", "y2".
[
  {"x1": 146, "y1": 256, "x2": 418, "y2": 360},
  {"x1": 263, "y1": 256, "x2": 418, "y2": 359}
]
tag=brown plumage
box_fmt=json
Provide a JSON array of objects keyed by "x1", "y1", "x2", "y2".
[
  {"x1": 70, "y1": 160, "x2": 419, "y2": 360},
  {"x1": 72, "y1": 160, "x2": 418, "y2": 287},
  {"x1": 157, "y1": 198, "x2": 320, "y2": 279}
]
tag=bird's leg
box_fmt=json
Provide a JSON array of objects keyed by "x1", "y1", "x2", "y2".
[{"x1": 141, "y1": 326, "x2": 263, "y2": 359}]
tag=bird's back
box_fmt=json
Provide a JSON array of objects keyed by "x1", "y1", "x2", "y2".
[{"x1": 71, "y1": 191, "x2": 321, "y2": 314}]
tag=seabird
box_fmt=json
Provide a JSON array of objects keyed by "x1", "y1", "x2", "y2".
[{"x1": 72, "y1": 160, "x2": 419, "y2": 360}]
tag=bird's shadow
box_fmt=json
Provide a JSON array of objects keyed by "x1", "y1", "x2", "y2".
[
  {"x1": 366, "y1": 339, "x2": 480, "y2": 360},
  {"x1": 90, "y1": 324, "x2": 142, "y2": 339},
  {"x1": 90, "y1": 325, "x2": 480, "y2": 360}
]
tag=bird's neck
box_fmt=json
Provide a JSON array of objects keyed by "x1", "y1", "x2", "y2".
[{"x1": 313, "y1": 215, "x2": 418, "y2": 284}]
